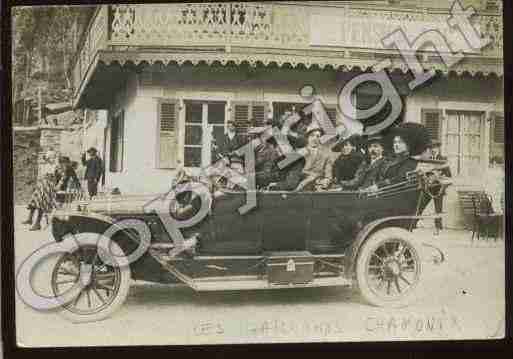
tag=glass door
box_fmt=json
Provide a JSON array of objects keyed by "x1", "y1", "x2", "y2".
[
  {"x1": 444, "y1": 110, "x2": 484, "y2": 177},
  {"x1": 184, "y1": 101, "x2": 226, "y2": 168}
]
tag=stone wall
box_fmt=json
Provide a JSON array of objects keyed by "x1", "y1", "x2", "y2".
[{"x1": 13, "y1": 128, "x2": 41, "y2": 205}]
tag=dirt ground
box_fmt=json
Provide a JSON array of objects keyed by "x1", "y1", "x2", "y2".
[{"x1": 11, "y1": 206, "x2": 505, "y2": 347}]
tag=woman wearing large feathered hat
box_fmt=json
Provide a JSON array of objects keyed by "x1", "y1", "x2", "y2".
[{"x1": 374, "y1": 122, "x2": 431, "y2": 189}]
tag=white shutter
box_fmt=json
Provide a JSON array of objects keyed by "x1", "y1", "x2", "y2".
[{"x1": 158, "y1": 100, "x2": 179, "y2": 169}]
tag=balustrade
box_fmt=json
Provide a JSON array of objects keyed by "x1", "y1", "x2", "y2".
[{"x1": 72, "y1": 3, "x2": 502, "y2": 99}]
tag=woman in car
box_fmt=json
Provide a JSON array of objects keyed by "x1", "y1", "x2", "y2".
[
  {"x1": 332, "y1": 134, "x2": 365, "y2": 185},
  {"x1": 374, "y1": 122, "x2": 430, "y2": 189}
]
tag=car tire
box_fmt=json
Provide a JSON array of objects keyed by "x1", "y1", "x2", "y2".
[
  {"x1": 355, "y1": 227, "x2": 422, "y2": 308},
  {"x1": 50, "y1": 233, "x2": 131, "y2": 323}
]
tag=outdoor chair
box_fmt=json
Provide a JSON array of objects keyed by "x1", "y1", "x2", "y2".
[{"x1": 471, "y1": 193, "x2": 502, "y2": 242}]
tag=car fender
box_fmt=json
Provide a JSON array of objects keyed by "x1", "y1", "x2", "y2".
[
  {"x1": 51, "y1": 210, "x2": 143, "y2": 257},
  {"x1": 50, "y1": 210, "x2": 181, "y2": 283}
]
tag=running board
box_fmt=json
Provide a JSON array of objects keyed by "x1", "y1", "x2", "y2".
[{"x1": 193, "y1": 276, "x2": 352, "y2": 291}]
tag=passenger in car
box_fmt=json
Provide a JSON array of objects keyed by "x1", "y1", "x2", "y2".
[
  {"x1": 339, "y1": 135, "x2": 387, "y2": 191},
  {"x1": 371, "y1": 123, "x2": 430, "y2": 190},
  {"x1": 249, "y1": 126, "x2": 282, "y2": 189},
  {"x1": 294, "y1": 125, "x2": 334, "y2": 191},
  {"x1": 332, "y1": 134, "x2": 365, "y2": 185}
]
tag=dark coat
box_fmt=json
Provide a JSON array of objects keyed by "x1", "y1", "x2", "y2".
[
  {"x1": 273, "y1": 158, "x2": 306, "y2": 191},
  {"x1": 339, "y1": 156, "x2": 387, "y2": 190},
  {"x1": 333, "y1": 151, "x2": 365, "y2": 183},
  {"x1": 60, "y1": 167, "x2": 81, "y2": 191},
  {"x1": 377, "y1": 154, "x2": 417, "y2": 188},
  {"x1": 219, "y1": 132, "x2": 245, "y2": 157},
  {"x1": 82, "y1": 153, "x2": 104, "y2": 184},
  {"x1": 254, "y1": 144, "x2": 281, "y2": 188}
]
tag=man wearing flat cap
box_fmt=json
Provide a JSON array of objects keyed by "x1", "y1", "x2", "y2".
[
  {"x1": 339, "y1": 135, "x2": 387, "y2": 191},
  {"x1": 81, "y1": 147, "x2": 104, "y2": 199}
]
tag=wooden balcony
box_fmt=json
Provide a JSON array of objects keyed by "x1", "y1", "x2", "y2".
[{"x1": 72, "y1": 2, "x2": 503, "y2": 108}]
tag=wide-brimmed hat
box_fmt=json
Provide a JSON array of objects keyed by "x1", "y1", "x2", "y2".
[
  {"x1": 365, "y1": 134, "x2": 384, "y2": 147},
  {"x1": 86, "y1": 147, "x2": 98, "y2": 154},
  {"x1": 389, "y1": 122, "x2": 431, "y2": 156},
  {"x1": 332, "y1": 134, "x2": 362, "y2": 152}
]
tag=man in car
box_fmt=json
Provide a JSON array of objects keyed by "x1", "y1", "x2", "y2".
[
  {"x1": 249, "y1": 126, "x2": 282, "y2": 189},
  {"x1": 294, "y1": 124, "x2": 334, "y2": 191},
  {"x1": 338, "y1": 135, "x2": 387, "y2": 191},
  {"x1": 217, "y1": 119, "x2": 245, "y2": 163}
]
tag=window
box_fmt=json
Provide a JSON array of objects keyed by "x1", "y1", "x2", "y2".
[
  {"x1": 232, "y1": 101, "x2": 269, "y2": 136},
  {"x1": 109, "y1": 110, "x2": 124, "y2": 172},
  {"x1": 422, "y1": 109, "x2": 442, "y2": 142},
  {"x1": 444, "y1": 110, "x2": 484, "y2": 176},
  {"x1": 157, "y1": 100, "x2": 179, "y2": 169}
]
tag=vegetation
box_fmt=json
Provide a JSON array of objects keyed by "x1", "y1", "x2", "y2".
[{"x1": 12, "y1": 6, "x2": 96, "y2": 125}]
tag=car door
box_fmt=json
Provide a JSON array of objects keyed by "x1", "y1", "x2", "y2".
[
  {"x1": 199, "y1": 191, "x2": 263, "y2": 255},
  {"x1": 258, "y1": 190, "x2": 311, "y2": 252}
]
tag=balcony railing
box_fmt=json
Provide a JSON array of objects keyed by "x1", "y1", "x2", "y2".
[{"x1": 72, "y1": 2, "x2": 503, "y2": 100}]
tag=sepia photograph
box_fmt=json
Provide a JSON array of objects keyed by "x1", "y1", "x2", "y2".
[{"x1": 8, "y1": 0, "x2": 505, "y2": 347}]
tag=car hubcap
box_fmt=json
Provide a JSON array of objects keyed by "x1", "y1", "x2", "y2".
[
  {"x1": 366, "y1": 239, "x2": 420, "y2": 299},
  {"x1": 51, "y1": 244, "x2": 122, "y2": 315}
]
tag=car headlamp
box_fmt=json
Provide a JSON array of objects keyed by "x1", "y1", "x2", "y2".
[
  {"x1": 77, "y1": 201, "x2": 89, "y2": 212},
  {"x1": 53, "y1": 213, "x2": 70, "y2": 221}
]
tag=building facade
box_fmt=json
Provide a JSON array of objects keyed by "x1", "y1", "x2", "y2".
[{"x1": 74, "y1": 1, "x2": 503, "y2": 228}]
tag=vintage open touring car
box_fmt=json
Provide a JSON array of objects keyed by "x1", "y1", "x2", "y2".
[{"x1": 48, "y1": 161, "x2": 450, "y2": 323}]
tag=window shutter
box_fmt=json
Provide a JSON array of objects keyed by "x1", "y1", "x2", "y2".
[
  {"x1": 493, "y1": 115, "x2": 504, "y2": 144},
  {"x1": 251, "y1": 102, "x2": 268, "y2": 127},
  {"x1": 158, "y1": 100, "x2": 179, "y2": 169},
  {"x1": 422, "y1": 109, "x2": 442, "y2": 142},
  {"x1": 232, "y1": 102, "x2": 250, "y2": 136}
]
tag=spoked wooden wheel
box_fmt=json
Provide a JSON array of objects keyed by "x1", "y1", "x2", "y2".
[
  {"x1": 50, "y1": 234, "x2": 131, "y2": 323},
  {"x1": 356, "y1": 227, "x2": 422, "y2": 308}
]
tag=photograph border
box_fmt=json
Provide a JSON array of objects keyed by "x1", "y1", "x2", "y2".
[{"x1": 2, "y1": 0, "x2": 512, "y2": 356}]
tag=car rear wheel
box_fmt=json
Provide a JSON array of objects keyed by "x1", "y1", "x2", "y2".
[
  {"x1": 51, "y1": 233, "x2": 131, "y2": 323},
  {"x1": 355, "y1": 227, "x2": 422, "y2": 308}
]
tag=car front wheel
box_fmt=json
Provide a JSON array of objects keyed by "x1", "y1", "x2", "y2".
[
  {"x1": 50, "y1": 233, "x2": 131, "y2": 323},
  {"x1": 355, "y1": 227, "x2": 422, "y2": 308}
]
